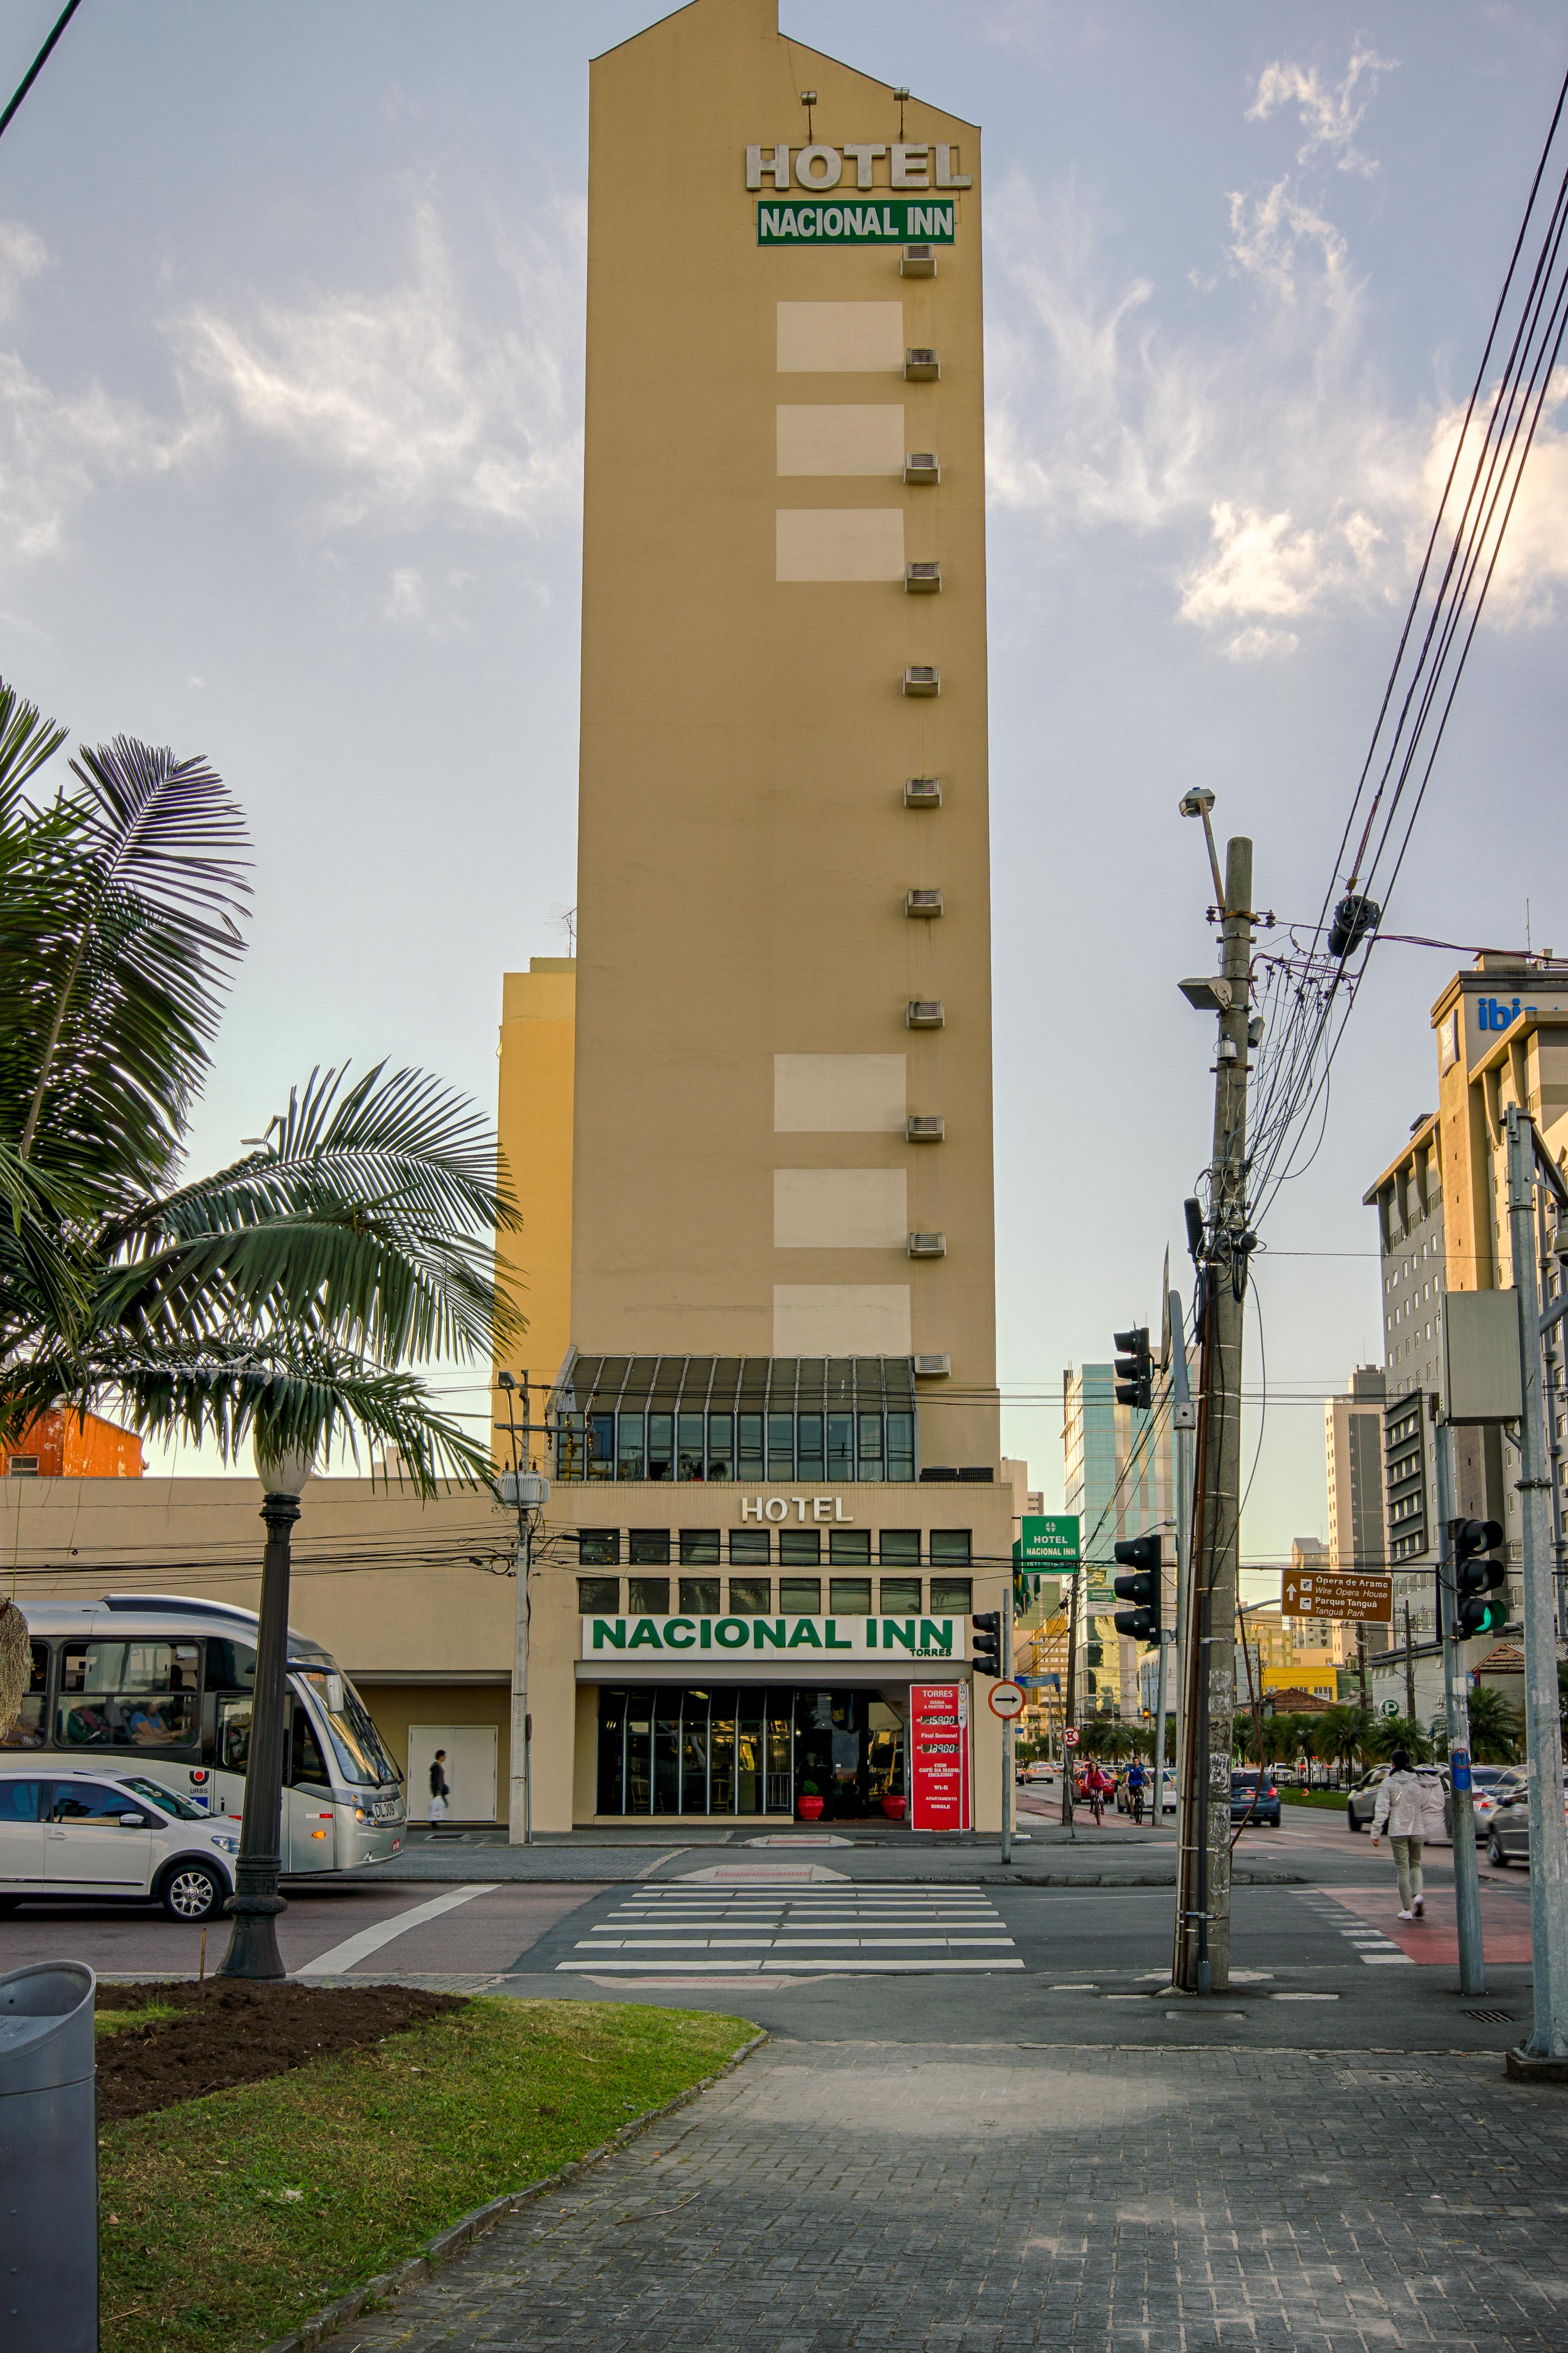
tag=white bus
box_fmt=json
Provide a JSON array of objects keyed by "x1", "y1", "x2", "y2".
[{"x1": 1, "y1": 1594, "x2": 406, "y2": 1873}]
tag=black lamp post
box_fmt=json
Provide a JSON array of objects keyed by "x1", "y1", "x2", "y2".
[{"x1": 217, "y1": 1444, "x2": 313, "y2": 1980}]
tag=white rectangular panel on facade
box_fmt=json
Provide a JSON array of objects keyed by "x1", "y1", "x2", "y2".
[
  {"x1": 774, "y1": 1168, "x2": 907, "y2": 1247},
  {"x1": 776, "y1": 508, "x2": 905, "y2": 582},
  {"x1": 776, "y1": 405, "x2": 906, "y2": 476},
  {"x1": 777, "y1": 300, "x2": 905, "y2": 372},
  {"x1": 773, "y1": 1283, "x2": 913, "y2": 1356},
  {"x1": 774, "y1": 1053, "x2": 907, "y2": 1132}
]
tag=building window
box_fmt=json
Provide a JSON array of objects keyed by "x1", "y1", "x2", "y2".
[
  {"x1": 588, "y1": 1414, "x2": 614, "y2": 1479},
  {"x1": 858, "y1": 1414, "x2": 883, "y2": 1477},
  {"x1": 779, "y1": 1528, "x2": 821, "y2": 1565},
  {"x1": 738, "y1": 1413, "x2": 765, "y2": 1481},
  {"x1": 679, "y1": 1529, "x2": 720, "y2": 1565},
  {"x1": 628, "y1": 1577, "x2": 670, "y2": 1615},
  {"x1": 829, "y1": 1577, "x2": 872, "y2": 1614},
  {"x1": 578, "y1": 1529, "x2": 620, "y2": 1566},
  {"x1": 797, "y1": 1413, "x2": 825, "y2": 1479},
  {"x1": 887, "y1": 1414, "x2": 915, "y2": 1482},
  {"x1": 678, "y1": 1413, "x2": 705, "y2": 1480},
  {"x1": 930, "y1": 1577, "x2": 972, "y2": 1613},
  {"x1": 679, "y1": 1577, "x2": 720, "y2": 1614},
  {"x1": 879, "y1": 1529, "x2": 920, "y2": 1566},
  {"x1": 729, "y1": 1529, "x2": 770, "y2": 1564},
  {"x1": 629, "y1": 1529, "x2": 671, "y2": 1565},
  {"x1": 617, "y1": 1413, "x2": 645, "y2": 1482},
  {"x1": 880, "y1": 1577, "x2": 923, "y2": 1612},
  {"x1": 829, "y1": 1528, "x2": 871, "y2": 1565},
  {"x1": 647, "y1": 1414, "x2": 674, "y2": 1482},
  {"x1": 728, "y1": 1578, "x2": 772, "y2": 1614},
  {"x1": 930, "y1": 1530, "x2": 972, "y2": 1566},
  {"x1": 578, "y1": 1576, "x2": 620, "y2": 1612},
  {"x1": 707, "y1": 1414, "x2": 734, "y2": 1481},
  {"x1": 556, "y1": 1363, "x2": 919, "y2": 1485},
  {"x1": 829, "y1": 1414, "x2": 855, "y2": 1481},
  {"x1": 780, "y1": 1576, "x2": 821, "y2": 1612}
]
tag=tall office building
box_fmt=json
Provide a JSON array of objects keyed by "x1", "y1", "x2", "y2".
[
  {"x1": 1062, "y1": 1363, "x2": 1177, "y2": 1719},
  {"x1": 492, "y1": 0, "x2": 1012, "y2": 1830}
]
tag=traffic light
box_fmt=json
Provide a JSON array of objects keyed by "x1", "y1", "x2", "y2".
[
  {"x1": 1113, "y1": 1326, "x2": 1153, "y2": 1409},
  {"x1": 972, "y1": 1611, "x2": 1003, "y2": 1677},
  {"x1": 1112, "y1": 1532, "x2": 1162, "y2": 1644},
  {"x1": 1453, "y1": 1518, "x2": 1508, "y2": 1637}
]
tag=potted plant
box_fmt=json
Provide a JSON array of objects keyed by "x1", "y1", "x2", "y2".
[
  {"x1": 880, "y1": 1792, "x2": 907, "y2": 1821},
  {"x1": 797, "y1": 1779, "x2": 824, "y2": 1821}
]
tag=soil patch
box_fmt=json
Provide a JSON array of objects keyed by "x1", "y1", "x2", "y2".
[{"x1": 95, "y1": 1980, "x2": 467, "y2": 2122}]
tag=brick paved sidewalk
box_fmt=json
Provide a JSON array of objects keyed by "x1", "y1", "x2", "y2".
[{"x1": 336, "y1": 2039, "x2": 1568, "y2": 2352}]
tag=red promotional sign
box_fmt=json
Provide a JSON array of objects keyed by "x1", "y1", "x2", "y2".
[{"x1": 909, "y1": 1682, "x2": 970, "y2": 1832}]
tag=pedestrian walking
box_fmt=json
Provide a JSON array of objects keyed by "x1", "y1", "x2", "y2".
[
  {"x1": 1370, "y1": 1748, "x2": 1445, "y2": 1918},
  {"x1": 427, "y1": 1747, "x2": 450, "y2": 1824}
]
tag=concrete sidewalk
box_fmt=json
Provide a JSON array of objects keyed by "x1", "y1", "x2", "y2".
[{"x1": 331, "y1": 2035, "x2": 1568, "y2": 2353}]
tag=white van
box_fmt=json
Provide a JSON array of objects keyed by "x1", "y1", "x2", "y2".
[{"x1": 0, "y1": 1762, "x2": 242, "y2": 1921}]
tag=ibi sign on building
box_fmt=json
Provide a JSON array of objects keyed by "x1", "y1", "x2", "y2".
[{"x1": 582, "y1": 1615, "x2": 966, "y2": 1661}]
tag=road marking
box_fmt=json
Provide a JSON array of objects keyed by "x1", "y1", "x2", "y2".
[
  {"x1": 296, "y1": 1883, "x2": 500, "y2": 1976},
  {"x1": 560, "y1": 1882, "x2": 1022, "y2": 1976}
]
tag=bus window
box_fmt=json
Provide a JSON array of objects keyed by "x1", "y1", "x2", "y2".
[
  {"x1": 0, "y1": 1643, "x2": 49, "y2": 1750},
  {"x1": 288, "y1": 1705, "x2": 330, "y2": 1789},
  {"x1": 55, "y1": 1641, "x2": 199, "y2": 1752},
  {"x1": 205, "y1": 1638, "x2": 256, "y2": 1692},
  {"x1": 214, "y1": 1696, "x2": 252, "y2": 1773}
]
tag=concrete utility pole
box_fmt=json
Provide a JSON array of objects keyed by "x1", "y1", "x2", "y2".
[
  {"x1": 1504, "y1": 1106, "x2": 1568, "y2": 2061},
  {"x1": 1060, "y1": 1568, "x2": 1079, "y2": 1829},
  {"x1": 1174, "y1": 832, "x2": 1253, "y2": 1995},
  {"x1": 1403, "y1": 1603, "x2": 1417, "y2": 1722},
  {"x1": 1166, "y1": 1288, "x2": 1195, "y2": 1838},
  {"x1": 499, "y1": 1372, "x2": 551, "y2": 1849},
  {"x1": 1001, "y1": 1574, "x2": 1014, "y2": 1865},
  {"x1": 1434, "y1": 1417, "x2": 1485, "y2": 1997}
]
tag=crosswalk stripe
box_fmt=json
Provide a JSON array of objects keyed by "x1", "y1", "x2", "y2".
[{"x1": 557, "y1": 1881, "x2": 1022, "y2": 1975}]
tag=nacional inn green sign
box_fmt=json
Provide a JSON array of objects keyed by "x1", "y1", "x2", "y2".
[
  {"x1": 583, "y1": 1614, "x2": 965, "y2": 1661},
  {"x1": 1016, "y1": 1514, "x2": 1080, "y2": 1567},
  {"x1": 757, "y1": 199, "x2": 957, "y2": 247}
]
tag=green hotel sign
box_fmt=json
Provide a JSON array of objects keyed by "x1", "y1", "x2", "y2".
[
  {"x1": 1015, "y1": 1514, "x2": 1080, "y2": 1567},
  {"x1": 583, "y1": 1614, "x2": 963, "y2": 1661},
  {"x1": 757, "y1": 199, "x2": 957, "y2": 247}
]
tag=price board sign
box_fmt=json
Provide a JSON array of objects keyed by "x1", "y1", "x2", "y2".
[{"x1": 909, "y1": 1683, "x2": 970, "y2": 1832}]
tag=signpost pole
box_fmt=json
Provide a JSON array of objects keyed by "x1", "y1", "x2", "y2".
[
  {"x1": 1434, "y1": 1415, "x2": 1485, "y2": 1998},
  {"x1": 1001, "y1": 1577, "x2": 1014, "y2": 1866},
  {"x1": 1061, "y1": 1569, "x2": 1079, "y2": 1831}
]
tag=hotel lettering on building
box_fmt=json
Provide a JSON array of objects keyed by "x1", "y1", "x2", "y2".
[{"x1": 2, "y1": 2, "x2": 1019, "y2": 1836}]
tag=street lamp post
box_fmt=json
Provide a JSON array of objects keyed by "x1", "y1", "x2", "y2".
[{"x1": 217, "y1": 1445, "x2": 313, "y2": 1981}]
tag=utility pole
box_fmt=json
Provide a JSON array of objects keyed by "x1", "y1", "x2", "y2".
[
  {"x1": 498, "y1": 1371, "x2": 551, "y2": 1849},
  {"x1": 1434, "y1": 1416, "x2": 1485, "y2": 1997},
  {"x1": 1174, "y1": 827, "x2": 1253, "y2": 1995},
  {"x1": 1167, "y1": 1286, "x2": 1195, "y2": 1835},
  {"x1": 1403, "y1": 1602, "x2": 1416, "y2": 1723},
  {"x1": 1504, "y1": 1105, "x2": 1568, "y2": 2062},
  {"x1": 1000, "y1": 1573, "x2": 1014, "y2": 1865}
]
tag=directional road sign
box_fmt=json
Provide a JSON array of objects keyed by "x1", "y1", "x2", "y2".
[
  {"x1": 988, "y1": 1681, "x2": 1025, "y2": 1721},
  {"x1": 1281, "y1": 1567, "x2": 1393, "y2": 1625}
]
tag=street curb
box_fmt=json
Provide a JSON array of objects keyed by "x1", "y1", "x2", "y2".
[{"x1": 257, "y1": 2024, "x2": 770, "y2": 2353}]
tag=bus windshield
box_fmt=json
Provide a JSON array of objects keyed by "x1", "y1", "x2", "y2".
[{"x1": 295, "y1": 1670, "x2": 401, "y2": 1789}]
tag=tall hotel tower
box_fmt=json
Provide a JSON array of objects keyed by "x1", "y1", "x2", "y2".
[{"x1": 498, "y1": 0, "x2": 1009, "y2": 1829}]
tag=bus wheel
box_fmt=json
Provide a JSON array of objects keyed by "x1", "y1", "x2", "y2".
[{"x1": 159, "y1": 1861, "x2": 225, "y2": 1922}]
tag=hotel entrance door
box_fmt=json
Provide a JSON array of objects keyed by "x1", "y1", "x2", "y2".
[{"x1": 595, "y1": 1685, "x2": 908, "y2": 1818}]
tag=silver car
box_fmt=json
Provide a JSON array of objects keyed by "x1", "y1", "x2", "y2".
[
  {"x1": 1444, "y1": 1765, "x2": 1524, "y2": 1841},
  {"x1": 1486, "y1": 1772, "x2": 1568, "y2": 1867}
]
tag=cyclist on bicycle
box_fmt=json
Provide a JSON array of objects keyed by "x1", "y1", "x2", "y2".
[{"x1": 1126, "y1": 1757, "x2": 1148, "y2": 1824}]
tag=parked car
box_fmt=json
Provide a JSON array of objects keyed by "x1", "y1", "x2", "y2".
[
  {"x1": 1346, "y1": 1766, "x2": 1391, "y2": 1832},
  {"x1": 1159, "y1": 1768, "x2": 1177, "y2": 1814},
  {"x1": 1486, "y1": 1772, "x2": 1568, "y2": 1868},
  {"x1": 1444, "y1": 1765, "x2": 1524, "y2": 1841},
  {"x1": 0, "y1": 1762, "x2": 240, "y2": 1920},
  {"x1": 1230, "y1": 1770, "x2": 1281, "y2": 1828}
]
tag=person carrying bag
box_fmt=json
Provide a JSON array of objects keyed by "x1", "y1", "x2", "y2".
[
  {"x1": 427, "y1": 1747, "x2": 450, "y2": 1824},
  {"x1": 1371, "y1": 1748, "x2": 1445, "y2": 1918}
]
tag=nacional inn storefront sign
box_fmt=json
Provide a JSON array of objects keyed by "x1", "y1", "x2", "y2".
[
  {"x1": 582, "y1": 1615, "x2": 968, "y2": 1663},
  {"x1": 746, "y1": 141, "x2": 972, "y2": 247}
]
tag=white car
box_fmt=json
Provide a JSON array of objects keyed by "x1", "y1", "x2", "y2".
[{"x1": 0, "y1": 1763, "x2": 240, "y2": 1922}]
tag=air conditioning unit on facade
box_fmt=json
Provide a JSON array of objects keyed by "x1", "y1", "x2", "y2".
[
  {"x1": 902, "y1": 665, "x2": 940, "y2": 696},
  {"x1": 904, "y1": 452, "x2": 940, "y2": 485},
  {"x1": 903, "y1": 776, "x2": 942, "y2": 808},
  {"x1": 908, "y1": 1231, "x2": 947, "y2": 1258},
  {"x1": 905, "y1": 888, "x2": 943, "y2": 917},
  {"x1": 913, "y1": 1353, "x2": 951, "y2": 1377},
  {"x1": 901, "y1": 245, "x2": 937, "y2": 278},
  {"x1": 905, "y1": 1115, "x2": 945, "y2": 1142},
  {"x1": 905, "y1": 347, "x2": 940, "y2": 380},
  {"x1": 905, "y1": 562, "x2": 941, "y2": 593},
  {"x1": 906, "y1": 999, "x2": 945, "y2": 1028}
]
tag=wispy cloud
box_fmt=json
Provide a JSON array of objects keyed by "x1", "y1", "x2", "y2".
[
  {"x1": 176, "y1": 200, "x2": 583, "y2": 539},
  {"x1": 1247, "y1": 46, "x2": 1397, "y2": 178},
  {"x1": 0, "y1": 351, "x2": 208, "y2": 564}
]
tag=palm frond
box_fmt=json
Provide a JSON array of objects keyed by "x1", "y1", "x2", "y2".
[
  {"x1": 0, "y1": 676, "x2": 66, "y2": 820},
  {"x1": 5, "y1": 737, "x2": 249, "y2": 1193}
]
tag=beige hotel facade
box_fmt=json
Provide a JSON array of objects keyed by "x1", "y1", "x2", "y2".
[{"x1": 5, "y1": 0, "x2": 1014, "y2": 1833}]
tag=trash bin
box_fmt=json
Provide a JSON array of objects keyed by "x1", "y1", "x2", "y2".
[{"x1": 0, "y1": 1961, "x2": 97, "y2": 2353}]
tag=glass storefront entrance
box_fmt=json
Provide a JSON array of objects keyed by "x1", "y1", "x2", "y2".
[{"x1": 594, "y1": 1685, "x2": 906, "y2": 1818}]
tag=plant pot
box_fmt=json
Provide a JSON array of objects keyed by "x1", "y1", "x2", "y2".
[
  {"x1": 880, "y1": 1794, "x2": 907, "y2": 1820},
  {"x1": 796, "y1": 1795, "x2": 825, "y2": 1820}
]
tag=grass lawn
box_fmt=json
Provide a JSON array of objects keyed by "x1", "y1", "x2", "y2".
[
  {"x1": 1281, "y1": 1787, "x2": 1354, "y2": 1810},
  {"x1": 96, "y1": 2002, "x2": 183, "y2": 2037},
  {"x1": 100, "y1": 1997, "x2": 757, "y2": 2353}
]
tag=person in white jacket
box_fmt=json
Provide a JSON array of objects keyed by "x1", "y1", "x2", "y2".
[{"x1": 1371, "y1": 1749, "x2": 1447, "y2": 1918}]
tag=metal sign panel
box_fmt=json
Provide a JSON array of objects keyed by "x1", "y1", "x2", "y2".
[
  {"x1": 582, "y1": 1614, "x2": 965, "y2": 1663},
  {"x1": 1441, "y1": 1290, "x2": 1524, "y2": 1424},
  {"x1": 757, "y1": 198, "x2": 957, "y2": 246},
  {"x1": 1017, "y1": 1514, "x2": 1080, "y2": 1565},
  {"x1": 1281, "y1": 1569, "x2": 1393, "y2": 1625},
  {"x1": 988, "y1": 1681, "x2": 1025, "y2": 1720}
]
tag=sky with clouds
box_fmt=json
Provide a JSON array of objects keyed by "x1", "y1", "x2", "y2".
[{"x1": 4, "y1": 1, "x2": 1567, "y2": 1574}]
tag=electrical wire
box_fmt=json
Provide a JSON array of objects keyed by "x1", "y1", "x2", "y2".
[{"x1": 0, "y1": 0, "x2": 83, "y2": 142}]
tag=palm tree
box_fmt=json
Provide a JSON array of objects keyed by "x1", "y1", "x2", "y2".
[
  {"x1": 1316, "y1": 1702, "x2": 1372, "y2": 1787},
  {"x1": 1464, "y1": 1684, "x2": 1523, "y2": 1765},
  {"x1": 1365, "y1": 1713, "x2": 1431, "y2": 1765},
  {"x1": 0, "y1": 678, "x2": 520, "y2": 1482}
]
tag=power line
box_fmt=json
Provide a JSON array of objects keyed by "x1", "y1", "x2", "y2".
[{"x1": 0, "y1": 0, "x2": 84, "y2": 143}]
